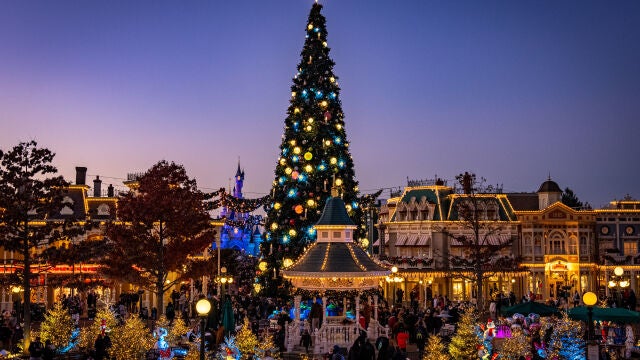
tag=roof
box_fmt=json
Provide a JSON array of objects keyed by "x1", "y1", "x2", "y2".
[
  {"x1": 444, "y1": 194, "x2": 514, "y2": 221},
  {"x1": 506, "y1": 193, "x2": 539, "y2": 211},
  {"x1": 391, "y1": 186, "x2": 453, "y2": 221},
  {"x1": 315, "y1": 197, "x2": 355, "y2": 226},
  {"x1": 282, "y1": 242, "x2": 389, "y2": 277},
  {"x1": 537, "y1": 179, "x2": 562, "y2": 193}
]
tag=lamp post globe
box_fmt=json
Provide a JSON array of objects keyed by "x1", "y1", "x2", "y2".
[
  {"x1": 583, "y1": 291, "x2": 597, "y2": 306},
  {"x1": 614, "y1": 266, "x2": 624, "y2": 277},
  {"x1": 196, "y1": 298, "x2": 211, "y2": 360},
  {"x1": 583, "y1": 290, "x2": 597, "y2": 352}
]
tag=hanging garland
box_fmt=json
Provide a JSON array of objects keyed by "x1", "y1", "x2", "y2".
[
  {"x1": 293, "y1": 287, "x2": 382, "y2": 300},
  {"x1": 224, "y1": 215, "x2": 264, "y2": 229},
  {"x1": 204, "y1": 188, "x2": 272, "y2": 214},
  {"x1": 359, "y1": 189, "x2": 383, "y2": 208}
]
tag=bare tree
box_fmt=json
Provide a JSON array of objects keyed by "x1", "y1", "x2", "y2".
[{"x1": 437, "y1": 172, "x2": 521, "y2": 313}]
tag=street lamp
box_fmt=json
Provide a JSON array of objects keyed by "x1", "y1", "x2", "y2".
[
  {"x1": 609, "y1": 266, "x2": 629, "y2": 307},
  {"x1": 583, "y1": 291, "x2": 597, "y2": 357},
  {"x1": 196, "y1": 298, "x2": 212, "y2": 360},
  {"x1": 218, "y1": 267, "x2": 234, "y2": 298}
]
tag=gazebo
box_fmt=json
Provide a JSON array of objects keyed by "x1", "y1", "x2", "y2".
[{"x1": 282, "y1": 194, "x2": 390, "y2": 353}]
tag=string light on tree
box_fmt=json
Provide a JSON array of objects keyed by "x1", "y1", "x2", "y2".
[{"x1": 258, "y1": 1, "x2": 379, "y2": 296}]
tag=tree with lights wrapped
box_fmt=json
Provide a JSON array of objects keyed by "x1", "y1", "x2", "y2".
[
  {"x1": 109, "y1": 316, "x2": 154, "y2": 360},
  {"x1": 449, "y1": 307, "x2": 481, "y2": 360},
  {"x1": 499, "y1": 328, "x2": 531, "y2": 359},
  {"x1": 168, "y1": 317, "x2": 190, "y2": 346},
  {"x1": 260, "y1": 1, "x2": 373, "y2": 296},
  {"x1": 78, "y1": 307, "x2": 118, "y2": 352},
  {"x1": 257, "y1": 330, "x2": 280, "y2": 360},
  {"x1": 39, "y1": 303, "x2": 74, "y2": 350},
  {"x1": 423, "y1": 335, "x2": 450, "y2": 360},
  {"x1": 547, "y1": 313, "x2": 585, "y2": 360},
  {"x1": 236, "y1": 318, "x2": 258, "y2": 359}
]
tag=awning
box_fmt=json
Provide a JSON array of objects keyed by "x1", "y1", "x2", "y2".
[
  {"x1": 485, "y1": 234, "x2": 511, "y2": 245},
  {"x1": 404, "y1": 234, "x2": 418, "y2": 246},
  {"x1": 395, "y1": 234, "x2": 408, "y2": 246},
  {"x1": 415, "y1": 235, "x2": 429, "y2": 246},
  {"x1": 450, "y1": 234, "x2": 511, "y2": 246}
]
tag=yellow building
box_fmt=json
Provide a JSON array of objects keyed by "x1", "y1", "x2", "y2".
[{"x1": 375, "y1": 176, "x2": 626, "y2": 308}]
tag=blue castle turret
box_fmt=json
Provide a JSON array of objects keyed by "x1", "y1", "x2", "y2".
[{"x1": 218, "y1": 161, "x2": 262, "y2": 256}]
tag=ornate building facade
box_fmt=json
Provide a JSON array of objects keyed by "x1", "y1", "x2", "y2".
[
  {"x1": 376, "y1": 176, "x2": 639, "y2": 307},
  {"x1": 377, "y1": 178, "x2": 522, "y2": 305}
]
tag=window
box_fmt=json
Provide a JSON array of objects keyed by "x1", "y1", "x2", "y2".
[
  {"x1": 624, "y1": 241, "x2": 637, "y2": 256},
  {"x1": 568, "y1": 237, "x2": 577, "y2": 255},
  {"x1": 534, "y1": 237, "x2": 542, "y2": 255},
  {"x1": 579, "y1": 237, "x2": 589, "y2": 255},
  {"x1": 322, "y1": 231, "x2": 329, "y2": 239},
  {"x1": 551, "y1": 239, "x2": 565, "y2": 254},
  {"x1": 523, "y1": 236, "x2": 533, "y2": 255},
  {"x1": 333, "y1": 232, "x2": 341, "y2": 239}
]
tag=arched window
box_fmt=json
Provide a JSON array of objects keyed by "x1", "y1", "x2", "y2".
[{"x1": 568, "y1": 237, "x2": 577, "y2": 254}]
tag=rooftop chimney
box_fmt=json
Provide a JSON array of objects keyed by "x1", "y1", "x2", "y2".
[
  {"x1": 75, "y1": 167, "x2": 87, "y2": 185},
  {"x1": 93, "y1": 176, "x2": 102, "y2": 197},
  {"x1": 462, "y1": 172, "x2": 473, "y2": 194},
  {"x1": 107, "y1": 184, "x2": 114, "y2": 198}
]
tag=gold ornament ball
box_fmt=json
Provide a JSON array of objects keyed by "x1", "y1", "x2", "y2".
[
  {"x1": 258, "y1": 261, "x2": 268, "y2": 272},
  {"x1": 304, "y1": 152, "x2": 313, "y2": 161},
  {"x1": 283, "y1": 258, "x2": 293, "y2": 268}
]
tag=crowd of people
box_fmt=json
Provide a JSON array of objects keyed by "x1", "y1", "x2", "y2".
[{"x1": 3, "y1": 283, "x2": 638, "y2": 359}]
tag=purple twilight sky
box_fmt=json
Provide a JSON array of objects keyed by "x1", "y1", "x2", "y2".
[{"x1": 1, "y1": 0, "x2": 639, "y2": 209}]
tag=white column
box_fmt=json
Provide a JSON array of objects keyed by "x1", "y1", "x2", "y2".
[
  {"x1": 343, "y1": 297, "x2": 347, "y2": 317},
  {"x1": 322, "y1": 296, "x2": 327, "y2": 323},
  {"x1": 294, "y1": 295, "x2": 302, "y2": 321},
  {"x1": 355, "y1": 296, "x2": 360, "y2": 328},
  {"x1": 374, "y1": 295, "x2": 379, "y2": 321}
]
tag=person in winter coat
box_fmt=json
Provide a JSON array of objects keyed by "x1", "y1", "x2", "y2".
[{"x1": 300, "y1": 329, "x2": 312, "y2": 353}]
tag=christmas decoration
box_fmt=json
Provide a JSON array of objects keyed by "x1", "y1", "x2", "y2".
[
  {"x1": 110, "y1": 316, "x2": 154, "y2": 360},
  {"x1": 154, "y1": 327, "x2": 172, "y2": 360},
  {"x1": 259, "y1": 2, "x2": 375, "y2": 296},
  {"x1": 449, "y1": 306, "x2": 480, "y2": 360},
  {"x1": 78, "y1": 307, "x2": 118, "y2": 352},
  {"x1": 256, "y1": 330, "x2": 280, "y2": 360},
  {"x1": 499, "y1": 328, "x2": 531, "y2": 359},
  {"x1": 217, "y1": 336, "x2": 241, "y2": 360},
  {"x1": 40, "y1": 303, "x2": 74, "y2": 350},
  {"x1": 423, "y1": 335, "x2": 450, "y2": 360},
  {"x1": 236, "y1": 318, "x2": 259, "y2": 359},
  {"x1": 168, "y1": 317, "x2": 190, "y2": 346},
  {"x1": 547, "y1": 313, "x2": 585, "y2": 360}
]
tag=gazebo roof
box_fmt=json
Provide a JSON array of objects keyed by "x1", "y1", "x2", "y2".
[
  {"x1": 282, "y1": 194, "x2": 390, "y2": 291},
  {"x1": 283, "y1": 242, "x2": 389, "y2": 278}
]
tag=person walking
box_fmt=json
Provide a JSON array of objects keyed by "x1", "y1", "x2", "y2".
[{"x1": 28, "y1": 336, "x2": 44, "y2": 360}]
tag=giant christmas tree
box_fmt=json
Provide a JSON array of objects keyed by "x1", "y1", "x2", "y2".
[{"x1": 260, "y1": 3, "x2": 367, "y2": 295}]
